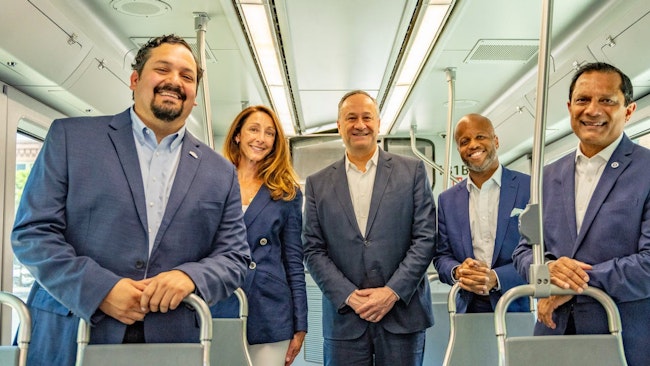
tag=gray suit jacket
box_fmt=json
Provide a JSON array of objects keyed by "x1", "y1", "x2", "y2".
[
  {"x1": 12, "y1": 108, "x2": 250, "y2": 365},
  {"x1": 303, "y1": 149, "x2": 436, "y2": 340}
]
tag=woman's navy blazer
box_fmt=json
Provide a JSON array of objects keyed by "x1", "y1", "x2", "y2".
[{"x1": 211, "y1": 186, "x2": 307, "y2": 344}]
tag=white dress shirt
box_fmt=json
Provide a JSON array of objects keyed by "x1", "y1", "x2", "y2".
[
  {"x1": 345, "y1": 147, "x2": 379, "y2": 236},
  {"x1": 467, "y1": 164, "x2": 502, "y2": 268},
  {"x1": 574, "y1": 134, "x2": 623, "y2": 233}
]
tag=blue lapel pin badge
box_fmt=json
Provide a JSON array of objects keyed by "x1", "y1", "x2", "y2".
[{"x1": 611, "y1": 162, "x2": 619, "y2": 169}]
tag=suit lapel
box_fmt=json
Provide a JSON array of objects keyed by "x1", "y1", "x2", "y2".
[
  {"x1": 365, "y1": 150, "x2": 391, "y2": 237},
  {"x1": 107, "y1": 110, "x2": 147, "y2": 233},
  {"x1": 244, "y1": 185, "x2": 272, "y2": 228},
  {"x1": 455, "y1": 182, "x2": 475, "y2": 259},
  {"x1": 493, "y1": 168, "x2": 516, "y2": 265},
  {"x1": 153, "y1": 132, "x2": 202, "y2": 249},
  {"x1": 573, "y1": 138, "x2": 632, "y2": 254},
  {"x1": 331, "y1": 158, "x2": 362, "y2": 237},
  {"x1": 558, "y1": 154, "x2": 579, "y2": 246}
]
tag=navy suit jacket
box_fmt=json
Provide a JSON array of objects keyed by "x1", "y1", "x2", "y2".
[
  {"x1": 11, "y1": 109, "x2": 250, "y2": 366},
  {"x1": 434, "y1": 167, "x2": 530, "y2": 312},
  {"x1": 211, "y1": 186, "x2": 308, "y2": 345},
  {"x1": 303, "y1": 149, "x2": 436, "y2": 340},
  {"x1": 513, "y1": 135, "x2": 650, "y2": 366}
]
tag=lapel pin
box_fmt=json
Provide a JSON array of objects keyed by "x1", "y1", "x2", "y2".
[
  {"x1": 189, "y1": 151, "x2": 198, "y2": 159},
  {"x1": 611, "y1": 162, "x2": 619, "y2": 169}
]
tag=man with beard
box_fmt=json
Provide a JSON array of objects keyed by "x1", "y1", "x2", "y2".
[
  {"x1": 11, "y1": 34, "x2": 250, "y2": 366},
  {"x1": 433, "y1": 114, "x2": 529, "y2": 313}
]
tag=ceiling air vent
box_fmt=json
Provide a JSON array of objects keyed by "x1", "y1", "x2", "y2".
[
  {"x1": 464, "y1": 39, "x2": 538, "y2": 63},
  {"x1": 130, "y1": 37, "x2": 217, "y2": 63}
]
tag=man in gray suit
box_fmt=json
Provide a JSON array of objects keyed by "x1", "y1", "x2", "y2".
[
  {"x1": 303, "y1": 90, "x2": 436, "y2": 366},
  {"x1": 12, "y1": 35, "x2": 250, "y2": 366}
]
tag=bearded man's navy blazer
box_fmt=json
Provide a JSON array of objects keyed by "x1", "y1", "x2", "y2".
[{"x1": 12, "y1": 108, "x2": 250, "y2": 365}]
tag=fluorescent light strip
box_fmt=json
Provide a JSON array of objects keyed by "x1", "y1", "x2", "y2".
[
  {"x1": 240, "y1": 3, "x2": 296, "y2": 135},
  {"x1": 269, "y1": 86, "x2": 296, "y2": 135},
  {"x1": 380, "y1": 2, "x2": 451, "y2": 135}
]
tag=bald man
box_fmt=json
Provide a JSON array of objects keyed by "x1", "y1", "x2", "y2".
[{"x1": 433, "y1": 114, "x2": 529, "y2": 312}]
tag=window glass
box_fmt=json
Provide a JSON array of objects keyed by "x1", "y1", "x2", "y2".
[{"x1": 12, "y1": 132, "x2": 42, "y2": 335}]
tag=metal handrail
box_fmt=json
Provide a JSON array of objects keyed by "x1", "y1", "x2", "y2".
[
  {"x1": 76, "y1": 293, "x2": 212, "y2": 366},
  {"x1": 0, "y1": 292, "x2": 31, "y2": 366},
  {"x1": 494, "y1": 285, "x2": 624, "y2": 366}
]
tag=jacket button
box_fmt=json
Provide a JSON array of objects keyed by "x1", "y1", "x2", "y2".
[
  {"x1": 249, "y1": 262, "x2": 257, "y2": 269},
  {"x1": 135, "y1": 260, "x2": 145, "y2": 269},
  {"x1": 259, "y1": 238, "x2": 268, "y2": 246}
]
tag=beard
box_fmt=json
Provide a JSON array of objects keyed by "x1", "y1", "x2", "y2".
[
  {"x1": 151, "y1": 84, "x2": 186, "y2": 122},
  {"x1": 463, "y1": 147, "x2": 498, "y2": 173}
]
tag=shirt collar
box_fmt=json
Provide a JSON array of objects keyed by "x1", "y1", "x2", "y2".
[
  {"x1": 345, "y1": 147, "x2": 379, "y2": 172},
  {"x1": 130, "y1": 106, "x2": 186, "y2": 151},
  {"x1": 466, "y1": 164, "x2": 502, "y2": 192},
  {"x1": 574, "y1": 133, "x2": 623, "y2": 164}
]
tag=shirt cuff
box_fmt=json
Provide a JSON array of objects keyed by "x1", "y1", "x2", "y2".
[
  {"x1": 491, "y1": 269, "x2": 501, "y2": 291},
  {"x1": 387, "y1": 286, "x2": 400, "y2": 301},
  {"x1": 451, "y1": 265, "x2": 460, "y2": 283}
]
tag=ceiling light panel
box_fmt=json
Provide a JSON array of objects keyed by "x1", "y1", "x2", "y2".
[{"x1": 238, "y1": 2, "x2": 296, "y2": 135}]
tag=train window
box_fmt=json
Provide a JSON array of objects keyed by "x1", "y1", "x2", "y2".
[
  {"x1": 11, "y1": 132, "x2": 43, "y2": 336},
  {"x1": 289, "y1": 135, "x2": 347, "y2": 187},
  {"x1": 289, "y1": 135, "x2": 436, "y2": 188},
  {"x1": 382, "y1": 137, "x2": 435, "y2": 189}
]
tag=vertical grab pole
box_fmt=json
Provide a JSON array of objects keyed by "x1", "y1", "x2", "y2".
[
  {"x1": 194, "y1": 12, "x2": 215, "y2": 149},
  {"x1": 443, "y1": 67, "x2": 456, "y2": 189},
  {"x1": 518, "y1": 0, "x2": 554, "y2": 298}
]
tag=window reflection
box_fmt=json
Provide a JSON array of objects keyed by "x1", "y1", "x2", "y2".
[{"x1": 13, "y1": 133, "x2": 41, "y2": 301}]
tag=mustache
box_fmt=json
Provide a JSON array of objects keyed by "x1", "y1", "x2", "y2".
[{"x1": 154, "y1": 83, "x2": 186, "y2": 101}]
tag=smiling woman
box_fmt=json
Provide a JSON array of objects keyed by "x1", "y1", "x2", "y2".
[{"x1": 213, "y1": 104, "x2": 307, "y2": 366}]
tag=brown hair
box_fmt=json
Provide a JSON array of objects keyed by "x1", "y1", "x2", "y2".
[
  {"x1": 223, "y1": 105, "x2": 299, "y2": 201},
  {"x1": 131, "y1": 34, "x2": 204, "y2": 87}
]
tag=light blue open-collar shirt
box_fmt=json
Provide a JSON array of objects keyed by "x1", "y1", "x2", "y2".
[{"x1": 130, "y1": 107, "x2": 185, "y2": 256}]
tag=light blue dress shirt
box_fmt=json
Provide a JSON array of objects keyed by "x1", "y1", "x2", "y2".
[{"x1": 130, "y1": 108, "x2": 185, "y2": 257}]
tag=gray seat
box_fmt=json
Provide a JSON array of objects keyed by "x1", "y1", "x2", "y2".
[
  {"x1": 423, "y1": 275, "x2": 451, "y2": 366},
  {"x1": 443, "y1": 283, "x2": 535, "y2": 366},
  {"x1": 210, "y1": 288, "x2": 253, "y2": 366},
  {"x1": 424, "y1": 301, "x2": 450, "y2": 366},
  {"x1": 0, "y1": 292, "x2": 31, "y2": 366},
  {"x1": 75, "y1": 293, "x2": 211, "y2": 366},
  {"x1": 495, "y1": 285, "x2": 627, "y2": 366}
]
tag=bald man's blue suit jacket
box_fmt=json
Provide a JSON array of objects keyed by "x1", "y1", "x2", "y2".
[
  {"x1": 11, "y1": 109, "x2": 250, "y2": 366},
  {"x1": 434, "y1": 166, "x2": 529, "y2": 312}
]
